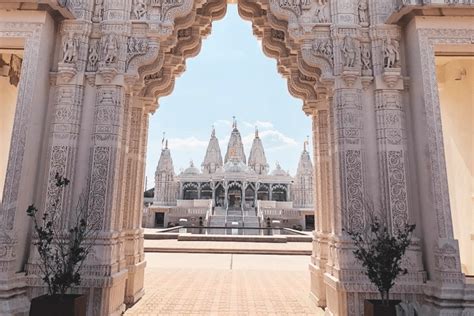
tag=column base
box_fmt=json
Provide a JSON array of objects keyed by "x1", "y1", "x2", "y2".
[
  {"x1": 309, "y1": 262, "x2": 327, "y2": 308},
  {"x1": 124, "y1": 260, "x2": 146, "y2": 306},
  {"x1": 0, "y1": 273, "x2": 30, "y2": 316}
]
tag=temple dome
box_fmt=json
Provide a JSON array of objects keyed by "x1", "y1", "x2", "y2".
[
  {"x1": 182, "y1": 160, "x2": 201, "y2": 175},
  {"x1": 223, "y1": 159, "x2": 252, "y2": 173},
  {"x1": 271, "y1": 162, "x2": 289, "y2": 177}
]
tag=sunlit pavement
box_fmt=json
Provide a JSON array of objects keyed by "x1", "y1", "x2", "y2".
[{"x1": 125, "y1": 253, "x2": 325, "y2": 315}]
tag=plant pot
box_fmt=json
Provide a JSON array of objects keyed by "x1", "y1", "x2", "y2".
[
  {"x1": 364, "y1": 299, "x2": 401, "y2": 316},
  {"x1": 30, "y1": 294, "x2": 86, "y2": 316}
]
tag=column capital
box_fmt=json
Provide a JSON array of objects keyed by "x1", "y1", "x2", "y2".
[{"x1": 303, "y1": 97, "x2": 330, "y2": 115}]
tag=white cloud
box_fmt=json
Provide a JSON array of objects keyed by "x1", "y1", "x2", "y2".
[
  {"x1": 242, "y1": 120, "x2": 274, "y2": 130},
  {"x1": 259, "y1": 130, "x2": 298, "y2": 147},
  {"x1": 214, "y1": 119, "x2": 232, "y2": 127},
  {"x1": 167, "y1": 137, "x2": 208, "y2": 150}
]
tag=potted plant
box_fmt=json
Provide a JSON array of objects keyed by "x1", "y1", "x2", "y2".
[
  {"x1": 27, "y1": 173, "x2": 99, "y2": 316},
  {"x1": 346, "y1": 215, "x2": 415, "y2": 316}
]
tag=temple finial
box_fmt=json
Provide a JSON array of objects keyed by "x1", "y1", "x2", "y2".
[
  {"x1": 161, "y1": 132, "x2": 166, "y2": 150},
  {"x1": 255, "y1": 126, "x2": 259, "y2": 138},
  {"x1": 211, "y1": 125, "x2": 215, "y2": 137},
  {"x1": 165, "y1": 139, "x2": 168, "y2": 149},
  {"x1": 304, "y1": 135, "x2": 309, "y2": 152},
  {"x1": 232, "y1": 116, "x2": 237, "y2": 129}
]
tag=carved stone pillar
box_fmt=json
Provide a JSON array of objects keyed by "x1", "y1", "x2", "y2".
[
  {"x1": 241, "y1": 182, "x2": 246, "y2": 210},
  {"x1": 224, "y1": 181, "x2": 228, "y2": 209},
  {"x1": 44, "y1": 22, "x2": 91, "y2": 225},
  {"x1": 324, "y1": 85, "x2": 368, "y2": 315},
  {"x1": 122, "y1": 95, "x2": 155, "y2": 305},
  {"x1": 307, "y1": 97, "x2": 332, "y2": 308},
  {"x1": 211, "y1": 181, "x2": 215, "y2": 207},
  {"x1": 84, "y1": 81, "x2": 128, "y2": 315}
]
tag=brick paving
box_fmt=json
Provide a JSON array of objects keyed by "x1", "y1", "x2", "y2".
[{"x1": 125, "y1": 253, "x2": 324, "y2": 315}]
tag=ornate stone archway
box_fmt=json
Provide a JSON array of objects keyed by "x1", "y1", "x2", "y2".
[{"x1": 1, "y1": 0, "x2": 473, "y2": 315}]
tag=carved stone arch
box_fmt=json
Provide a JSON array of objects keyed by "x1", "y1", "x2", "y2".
[{"x1": 134, "y1": 0, "x2": 226, "y2": 101}]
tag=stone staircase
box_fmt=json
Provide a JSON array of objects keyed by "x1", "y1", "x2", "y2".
[
  {"x1": 226, "y1": 207, "x2": 243, "y2": 227},
  {"x1": 243, "y1": 207, "x2": 260, "y2": 235}
]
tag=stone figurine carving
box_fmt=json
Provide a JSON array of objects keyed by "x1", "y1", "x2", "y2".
[
  {"x1": 103, "y1": 34, "x2": 118, "y2": 65},
  {"x1": 133, "y1": 0, "x2": 147, "y2": 19},
  {"x1": 341, "y1": 35, "x2": 356, "y2": 68},
  {"x1": 383, "y1": 39, "x2": 400, "y2": 68},
  {"x1": 315, "y1": 0, "x2": 330, "y2": 23},
  {"x1": 93, "y1": 0, "x2": 103, "y2": 22},
  {"x1": 361, "y1": 43, "x2": 371, "y2": 71},
  {"x1": 62, "y1": 33, "x2": 78, "y2": 64},
  {"x1": 358, "y1": 0, "x2": 368, "y2": 24}
]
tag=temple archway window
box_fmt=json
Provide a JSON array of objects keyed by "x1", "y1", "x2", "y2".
[
  {"x1": 201, "y1": 183, "x2": 212, "y2": 200},
  {"x1": 272, "y1": 185, "x2": 287, "y2": 202},
  {"x1": 257, "y1": 184, "x2": 269, "y2": 201},
  {"x1": 183, "y1": 183, "x2": 199, "y2": 200}
]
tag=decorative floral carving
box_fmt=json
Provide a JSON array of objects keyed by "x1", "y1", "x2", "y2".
[
  {"x1": 276, "y1": 0, "x2": 311, "y2": 16},
  {"x1": 87, "y1": 40, "x2": 99, "y2": 72},
  {"x1": 127, "y1": 37, "x2": 149, "y2": 66},
  {"x1": 271, "y1": 29, "x2": 285, "y2": 41}
]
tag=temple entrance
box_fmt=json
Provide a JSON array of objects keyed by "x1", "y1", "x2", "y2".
[
  {"x1": 228, "y1": 187, "x2": 242, "y2": 208},
  {"x1": 215, "y1": 185, "x2": 225, "y2": 207}
]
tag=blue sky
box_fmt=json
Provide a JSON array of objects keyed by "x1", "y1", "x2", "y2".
[{"x1": 145, "y1": 5, "x2": 312, "y2": 189}]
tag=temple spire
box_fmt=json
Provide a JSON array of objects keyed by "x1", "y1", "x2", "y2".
[
  {"x1": 202, "y1": 126, "x2": 223, "y2": 174},
  {"x1": 225, "y1": 118, "x2": 246, "y2": 163},
  {"x1": 248, "y1": 128, "x2": 268, "y2": 174}
]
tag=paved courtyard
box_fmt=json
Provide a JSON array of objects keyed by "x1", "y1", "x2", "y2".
[{"x1": 125, "y1": 253, "x2": 324, "y2": 315}]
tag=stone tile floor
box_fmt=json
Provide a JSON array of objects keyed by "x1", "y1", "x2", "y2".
[{"x1": 125, "y1": 253, "x2": 324, "y2": 315}]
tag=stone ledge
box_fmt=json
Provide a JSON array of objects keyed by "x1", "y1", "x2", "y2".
[{"x1": 144, "y1": 247, "x2": 312, "y2": 256}]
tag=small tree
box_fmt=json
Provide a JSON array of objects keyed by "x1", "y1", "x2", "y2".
[
  {"x1": 346, "y1": 216, "x2": 415, "y2": 305},
  {"x1": 26, "y1": 173, "x2": 100, "y2": 297}
]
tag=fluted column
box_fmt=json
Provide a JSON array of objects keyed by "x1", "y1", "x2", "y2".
[
  {"x1": 307, "y1": 96, "x2": 333, "y2": 308},
  {"x1": 122, "y1": 95, "x2": 155, "y2": 305}
]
